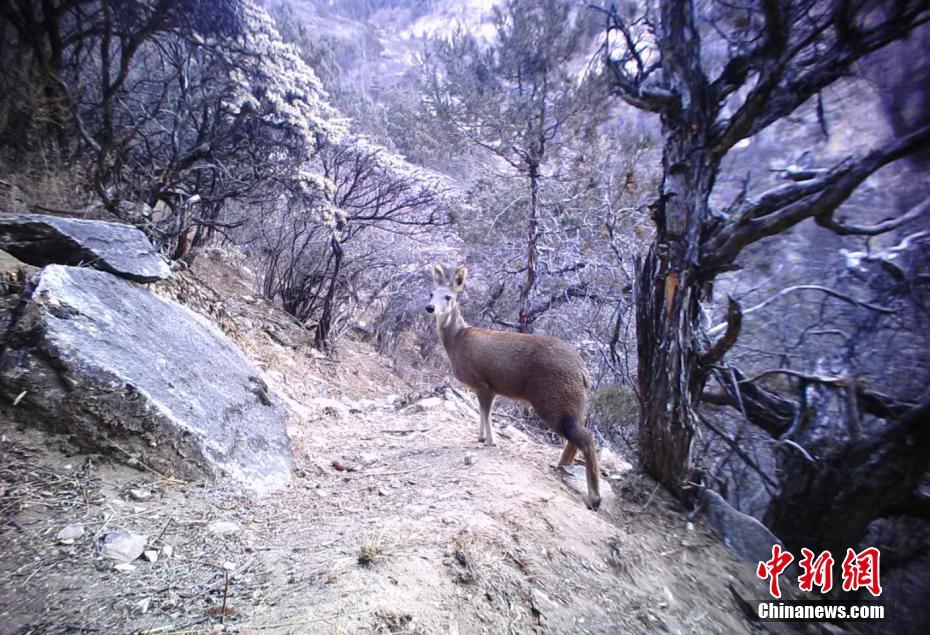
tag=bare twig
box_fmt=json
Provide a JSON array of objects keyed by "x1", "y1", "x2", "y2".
[
  {"x1": 349, "y1": 464, "x2": 429, "y2": 479},
  {"x1": 695, "y1": 410, "x2": 779, "y2": 491},
  {"x1": 708, "y1": 285, "x2": 895, "y2": 335}
]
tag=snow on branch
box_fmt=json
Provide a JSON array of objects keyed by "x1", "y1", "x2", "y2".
[
  {"x1": 703, "y1": 124, "x2": 930, "y2": 269},
  {"x1": 707, "y1": 285, "x2": 897, "y2": 336}
]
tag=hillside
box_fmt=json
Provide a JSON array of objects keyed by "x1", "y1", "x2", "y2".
[
  {"x1": 1, "y1": 0, "x2": 928, "y2": 633},
  {"x1": 0, "y1": 249, "x2": 764, "y2": 634}
]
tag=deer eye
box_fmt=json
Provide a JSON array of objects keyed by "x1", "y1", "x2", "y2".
[{"x1": 444, "y1": 295, "x2": 451, "y2": 301}]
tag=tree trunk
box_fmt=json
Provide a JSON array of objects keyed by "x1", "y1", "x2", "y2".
[
  {"x1": 314, "y1": 236, "x2": 343, "y2": 351},
  {"x1": 764, "y1": 388, "x2": 930, "y2": 555},
  {"x1": 518, "y1": 163, "x2": 540, "y2": 333},
  {"x1": 635, "y1": 90, "x2": 717, "y2": 495},
  {"x1": 635, "y1": 245, "x2": 706, "y2": 493}
]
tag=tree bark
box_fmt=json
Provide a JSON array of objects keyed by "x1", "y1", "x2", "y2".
[
  {"x1": 634, "y1": 0, "x2": 719, "y2": 494},
  {"x1": 314, "y1": 236, "x2": 343, "y2": 351},
  {"x1": 636, "y1": 246, "x2": 705, "y2": 492},
  {"x1": 518, "y1": 163, "x2": 540, "y2": 333},
  {"x1": 764, "y1": 392, "x2": 930, "y2": 555}
]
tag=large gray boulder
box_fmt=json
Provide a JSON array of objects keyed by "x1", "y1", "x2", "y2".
[
  {"x1": 700, "y1": 488, "x2": 783, "y2": 563},
  {"x1": 0, "y1": 213, "x2": 170, "y2": 282},
  {"x1": 0, "y1": 265, "x2": 291, "y2": 493}
]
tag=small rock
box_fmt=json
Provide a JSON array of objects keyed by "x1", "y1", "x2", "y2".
[
  {"x1": 137, "y1": 598, "x2": 151, "y2": 614},
  {"x1": 162, "y1": 544, "x2": 174, "y2": 558},
  {"x1": 312, "y1": 397, "x2": 350, "y2": 417},
  {"x1": 530, "y1": 588, "x2": 556, "y2": 616},
  {"x1": 464, "y1": 454, "x2": 474, "y2": 466},
  {"x1": 599, "y1": 448, "x2": 634, "y2": 477},
  {"x1": 100, "y1": 530, "x2": 147, "y2": 563},
  {"x1": 207, "y1": 521, "x2": 240, "y2": 535},
  {"x1": 377, "y1": 488, "x2": 389, "y2": 497},
  {"x1": 222, "y1": 561, "x2": 236, "y2": 571},
  {"x1": 358, "y1": 453, "x2": 380, "y2": 466},
  {"x1": 56, "y1": 523, "x2": 84, "y2": 542},
  {"x1": 143, "y1": 550, "x2": 159, "y2": 563},
  {"x1": 331, "y1": 460, "x2": 347, "y2": 472},
  {"x1": 414, "y1": 397, "x2": 443, "y2": 411},
  {"x1": 114, "y1": 562, "x2": 137, "y2": 573},
  {"x1": 351, "y1": 399, "x2": 378, "y2": 413},
  {"x1": 129, "y1": 488, "x2": 153, "y2": 502}
]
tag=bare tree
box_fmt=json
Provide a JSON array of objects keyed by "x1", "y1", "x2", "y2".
[
  {"x1": 250, "y1": 138, "x2": 448, "y2": 350},
  {"x1": 0, "y1": 0, "x2": 336, "y2": 253},
  {"x1": 602, "y1": 0, "x2": 930, "y2": 551},
  {"x1": 424, "y1": 0, "x2": 593, "y2": 331}
]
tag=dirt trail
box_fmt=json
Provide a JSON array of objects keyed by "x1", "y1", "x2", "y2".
[
  {"x1": 0, "y1": 251, "x2": 766, "y2": 634},
  {"x1": 0, "y1": 371, "x2": 762, "y2": 635}
]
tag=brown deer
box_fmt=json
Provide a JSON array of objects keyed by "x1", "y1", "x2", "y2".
[{"x1": 426, "y1": 264, "x2": 601, "y2": 510}]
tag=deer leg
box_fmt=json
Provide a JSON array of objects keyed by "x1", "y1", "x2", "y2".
[
  {"x1": 579, "y1": 436, "x2": 602, "y2": 511},
  {"x1": 474, "y1": 390, "x2": 487, "y2": 442},
  {"x1": 476, "y1": 391, "x2": 495, "y2": 447},
  {"x1": 557, "y1": 414, "x2": 601, "y2": 511},
  {"x1": 558, "y1": 441, "x2": 578, "y2": 468}
]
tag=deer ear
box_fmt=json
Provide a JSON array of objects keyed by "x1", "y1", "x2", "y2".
[
  {"x1": 451, "y1": 265, "x2": 468, "y2": 292},
  {"x1": 431, "y1": 263, "x2": 446, "y2": 286}
]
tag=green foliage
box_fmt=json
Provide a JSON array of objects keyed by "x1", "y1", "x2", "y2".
[{"x1": 593, "y1": 385, "x2": 639, "y2": 424}]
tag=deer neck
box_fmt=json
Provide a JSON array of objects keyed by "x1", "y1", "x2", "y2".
[{"x1": 437, "y1": 304, "x2": 466, "y2": 354}]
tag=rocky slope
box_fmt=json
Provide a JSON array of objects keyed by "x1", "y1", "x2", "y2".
[{"x1": 0, "y1": 247, "x2": 770, "y2": 634}]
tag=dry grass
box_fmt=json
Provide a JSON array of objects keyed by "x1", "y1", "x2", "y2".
[
  {"x1": 446, "y1": 528, "x2": 510, "y2": 589},
  {"x1": 357, "y1": 530, "x2": 388, "y2": 567}
]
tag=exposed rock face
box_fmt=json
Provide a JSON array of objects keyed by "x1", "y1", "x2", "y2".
[
  {"x1": 0, "y1": 250, "x2": 36, "y2": 335},
  {"x1": 0, "y1": 214, "x2": 170, "y2": 282},
  {"x1": 0, "y1": 249, "x2": 37, "y2": 290},
  {"x1": 0, "y1": 265, "x2": 291, "y2": 493},
  {"x1": 701, "y1": 489, "x2": 782, "y2": 564}
]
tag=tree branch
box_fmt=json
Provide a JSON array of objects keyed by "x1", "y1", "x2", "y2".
[
  {"x1": 737, "y1": 368, "x2": 917, "y2": 419},
  {"x1": 696, "y1": 409, "x2": 780, "y2": 490},
  {"x1": 703, "y1": 368, "x2": 797, "y2": 438},
  {"x1": 600, "y1": 5, "x2": 676, "y2": 113},
  {"x1": 816, "y1": 197, "x2": 930, "y2": 236},
  {"x1": 704, "y1": 124, "x2": 930, "y2": 268},
  {"x1": 708, "y1": 285, "x2": 896, "y2": 336},
  {"x1": 711, "y1": 2, "x2": 930, "y2": 159},
  {"x1": 701, "y1": 296, "x2": 741, "y2": 365}
]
